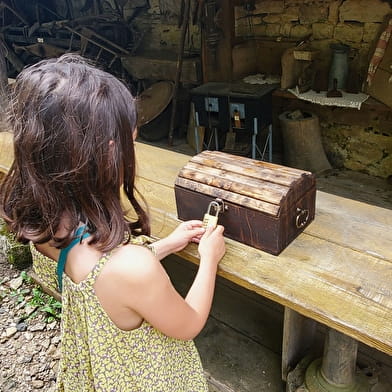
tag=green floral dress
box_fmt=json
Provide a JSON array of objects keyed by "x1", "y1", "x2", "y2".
[{"x1": 31, "y1": 245, "x2": 209, "y2": 392}]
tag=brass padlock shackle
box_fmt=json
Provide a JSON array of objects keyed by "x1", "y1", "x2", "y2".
[{"x1": 207, "y1": 200, "x2": 221, "y2": 217}]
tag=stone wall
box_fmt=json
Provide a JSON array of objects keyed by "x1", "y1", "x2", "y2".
[
  {"x1": 235, "y1": 0, "x2": 392, "y2": 89},
  {"x1": 273, "y1": 93, "x2": 392, "y2": 178},
  {"x1": 235, "y1": 0, "x2": 392, "y2": 178},
  {"x1": 323, "y1": 122, "x2": 392, "y2": 178},
  {"x1": 132, "y1": 0, "x2": 201, "y2": 54}
]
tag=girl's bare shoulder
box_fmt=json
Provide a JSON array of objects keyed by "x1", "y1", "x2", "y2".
[{"x1": 102, "y1": 243, "x2": 164, "y2": 284}]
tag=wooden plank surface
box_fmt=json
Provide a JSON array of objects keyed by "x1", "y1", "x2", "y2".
[
  {"x1": 0, "y1": 132, "x2": 13, "y2": 174},
  {"x1": 134, "y1": 142, "x2": 392, "y2": 356}
]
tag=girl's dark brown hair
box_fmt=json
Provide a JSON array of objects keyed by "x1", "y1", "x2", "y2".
[{"x1": 0, "y1": 54, "x2": 150, "y2": 250}]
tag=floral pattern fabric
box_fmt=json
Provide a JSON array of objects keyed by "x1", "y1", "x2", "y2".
[
  {"x1": 31, "y1": 245, "x2": 208, "y2": 391},
  {"x1": 31, "y1": 243, "x2": 58, "y2": 293}
]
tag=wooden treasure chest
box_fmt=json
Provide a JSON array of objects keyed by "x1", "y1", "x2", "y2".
[{"x1": 174, "y1": 151, "x2": 316, "y2": 255}]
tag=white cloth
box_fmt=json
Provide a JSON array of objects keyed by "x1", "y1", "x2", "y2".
[
  {"x1": 243, "y1": 73, "x2": 281, "y2": 85},
  {"x1": 288, "y1": 88, "x2": 369, "y2": 110}
]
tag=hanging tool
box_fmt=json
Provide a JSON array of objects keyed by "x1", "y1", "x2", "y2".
[{"x1": 168, "y1": 0, "x2": 191, "y2": 146}]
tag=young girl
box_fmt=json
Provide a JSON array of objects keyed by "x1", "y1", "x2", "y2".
[{"x1": 0, "y1": 54, "x2": 226, "y2": 391}]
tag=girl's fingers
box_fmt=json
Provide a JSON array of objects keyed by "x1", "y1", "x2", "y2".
[{"x1": 185, "y1": 220, "x2": 203, "y2": 230}]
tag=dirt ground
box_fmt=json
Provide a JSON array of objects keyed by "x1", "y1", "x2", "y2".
[{"x1": 0, "y1": 253, "x2": 60, "y2": 392}]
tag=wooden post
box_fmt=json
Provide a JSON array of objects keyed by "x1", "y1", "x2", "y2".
[
  {"x1": 0, "y1": 39, "x2": 8, "y2": 128},
  {"x1": 168, "y1": 0, "x2": 191, "y2": 146},
  {"x1": 305, "y1": 329, "x2": 369, "y2": 392},
  {"x1": 201, "y1": 0, "x2": 234, "y2": 82},
  {"x1": 321, "y1": 329, "x2": 357, "y2": 386},
  {"x1": 282, "y1": 308, "x2": 317, "y2": 382}
]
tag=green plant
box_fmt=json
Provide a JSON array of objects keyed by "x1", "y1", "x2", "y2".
[
  {"x1": 29, "y1": 287, "x2": 62, "y2": 322},
  {"x1": 0, "y1": 218, "x2": 11, "y2": 237},
  {"x1": 20, "y1": 270, "x2": 32, "y2": 284},
  {"x1": 6, "y1": 271, "x2": 62, "y2": 323},
  {"x1": 10, "y1": 287, "x2": 30, "y2": 303}
]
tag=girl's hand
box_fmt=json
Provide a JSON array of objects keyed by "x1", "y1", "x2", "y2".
[
  {"x1": 165, "y1": 220, "x2": 205, "y2": 251},
  {"x1": 198, "y1": 224, "x2": 225, "y2": 269},
  {"x1": 151, "y1": 220, "x2": 205, "y2": 259}
]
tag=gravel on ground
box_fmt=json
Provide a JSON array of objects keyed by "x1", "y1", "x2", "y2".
[{"x1": 0, "y1": 253, "x2": 61, "y2": 392}]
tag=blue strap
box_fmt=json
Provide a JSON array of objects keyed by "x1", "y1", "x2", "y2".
[{"x1": 57, "y1": 226, "x2": 90, "y2": 291}]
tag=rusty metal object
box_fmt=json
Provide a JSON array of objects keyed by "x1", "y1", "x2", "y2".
[
  {"x1": 137, "y1": 81, "x2": 174, "y2": 142},
  {"x1": 0, "y1": 1, "x2": 143, "y2": 78},
  {"x1": 204, "y1": 0, "x2": 220, "y2": 65},
  {"x1": 168, "y1": 0, "x2": 191, "y2": 146},
  {"x1": 0, "y1": 2, "x2": 29, "y2": 25}
]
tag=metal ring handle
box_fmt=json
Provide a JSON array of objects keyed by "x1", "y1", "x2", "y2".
[{"x1": 296, "y1": 208, "x2": 309, "y2": 229}]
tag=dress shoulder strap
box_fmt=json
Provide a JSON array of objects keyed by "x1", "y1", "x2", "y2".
[
  {"x1": 57, "y1": 226, "x2": 90, "y2": 292},
  {"x1": 87, "y1": 253, "x2": 111, "y2": 285}
]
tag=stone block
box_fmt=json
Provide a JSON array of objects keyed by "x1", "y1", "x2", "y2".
[
  {"x1": 377, "y1": 155, "x2": 392, "y2": 178},
  {"x1": 265, "y1": 24, "x2": 282, "y2": 37},
  {"x1": 252, "y1": 16, "x2": 265, "y2": 25},
  {"x1": 325, "y1": 124, "x2": 391, "y2": 177},
  {"x1": 334, "y1": 23, "x2": 364, "y2": 43},
  {"x1": 354, "y1": 43, "x2": 372, "y2": 78},
  {"x1": 281, "y1": 6, "x2": 300, "y2": 23},
  {"x1": 363, "y1": 23, "x2": 383, "y2": 43},
  {"x1": 280, "y1": 23, "x2": 293, "y2": 38},
  {"x1": 285, "y1": 0, "x2": 314, "y2": 4},
  {"x1": 379, "y1": 118, "x2": 392, "y2": 134},
  {"x1": 312, "y1": 23, "x2": 334, "y2": 40},
  {"x1": 254, "y1": 1, "x2": 284, "y2": 14},
  {"x1": 299, "y1": 4, "x2": 328, "y2": 24},
  {"x1": 328, "y1": 1, "x2": 343, "y2": 25},
  {"x1": 365, "y1": 128, "x2": 392, "y2": 147},
  {"x1": 263, "y1": 14, "x2": 282, "y2": 24},
  {"x1": 148, "y1": 0, "x2": 160, "y2": 14},
  {"x1": 339, "y1": 0, "x2": 391, "y2": 23},
  {"x1": 349, "y1": 139, "x2": 384, "y2": 165},
  {"x1": 251, "y1": 24, "x2": 268, "y2": 37},
  {"x1": 345, "y1": 159, "x2": 367, "y2": 171},
  {"x1": 290, "y1": 24, "x2": 312, "y2": 39}
]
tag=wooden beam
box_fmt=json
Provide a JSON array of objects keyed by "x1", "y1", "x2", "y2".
[{"x1": 202, "y1": 0, "x2": 234, "y2": 82}]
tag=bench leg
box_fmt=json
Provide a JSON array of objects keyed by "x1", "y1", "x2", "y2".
[
  {"x1": 305, "y1": 329, "x2": 369, "y2": 392},
  {"x1": 282, "y1": 307, "x2": 317, "y2": 382}
]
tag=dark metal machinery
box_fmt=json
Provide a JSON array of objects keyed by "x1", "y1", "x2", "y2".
[{"x1": 190, "y1": 81, "x2": 278, "y2": 160}]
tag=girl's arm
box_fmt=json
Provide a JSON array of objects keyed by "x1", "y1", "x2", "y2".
[
  {"x1": 102, "y1": 225, "x2": 225, "y2": 340},
  {"x1": 147, "y1": 220, "x2": 205, "y2": 260}
]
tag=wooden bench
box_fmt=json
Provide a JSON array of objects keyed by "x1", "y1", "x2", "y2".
[{"x1": 1, "y1": 132, "x2": 391, "y2": 390}]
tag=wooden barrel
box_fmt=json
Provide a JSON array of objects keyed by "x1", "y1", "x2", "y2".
[
  {"x1": 279, "y1": 111, "x2": 332, "y2": 174},
  {"x1": 136, "y1": 81, "x2": 174, "y2": 142}
]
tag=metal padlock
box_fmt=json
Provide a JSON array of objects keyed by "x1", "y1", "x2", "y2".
[{"x1": 202, "y1": 201, "x2": 221, "y2": 229}]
